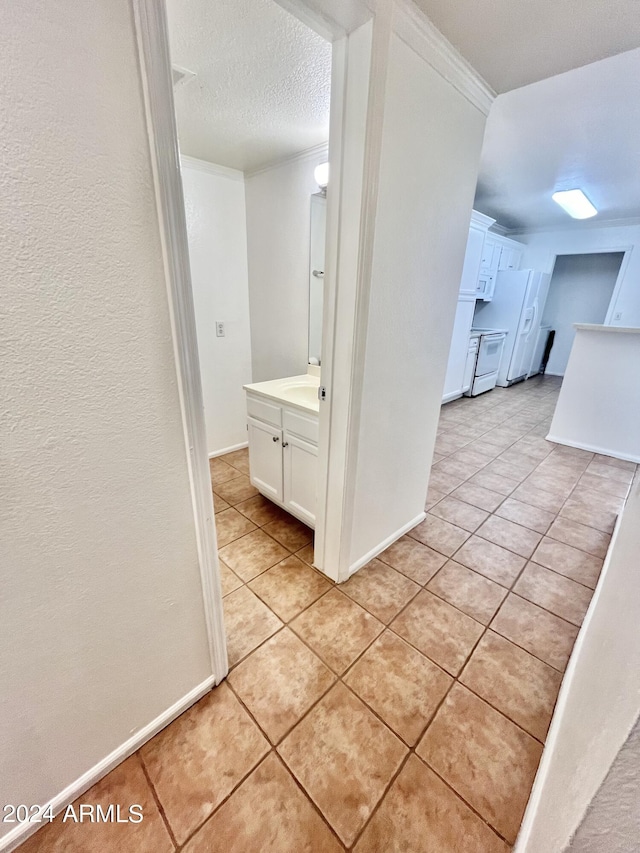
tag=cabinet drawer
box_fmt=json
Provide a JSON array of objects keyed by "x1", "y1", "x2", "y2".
[
  {"x1": 283, "y1": 408, "x2": 319, "y2": 445},
  {"x1": 247, "y1": 394, "x2": 282, "y2": 427}
]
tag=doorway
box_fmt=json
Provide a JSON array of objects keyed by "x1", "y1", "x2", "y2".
[{"x1": 542, "y1": 252, "x2": 624, "y2": 375}]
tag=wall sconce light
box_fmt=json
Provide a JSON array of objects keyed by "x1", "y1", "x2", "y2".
[{"x1": 314, "y1": 162, "x2": 329, "y2": 192}]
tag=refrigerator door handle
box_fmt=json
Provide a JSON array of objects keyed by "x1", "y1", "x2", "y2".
[{"x1": 528, "y1": 300, "x2": 538, "y2": 339}]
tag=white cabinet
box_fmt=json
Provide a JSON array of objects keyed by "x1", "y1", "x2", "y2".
[
  {"x1": 246, "y1": 394, "x2": 318, "y2": 527},
  {"x1": 443, "y1": 297, "x2": 476, "y2": 403},
  {"x1": 459, "y1": 211, "x2": 495, "y2": 297},
  {"x1": 495, "y1": 236, "x2": 524, "y2": 271}
]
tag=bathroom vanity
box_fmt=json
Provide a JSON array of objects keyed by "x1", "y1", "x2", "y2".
[{"x1": 243, "y1": 372, "x2": 320, "y2": 528}]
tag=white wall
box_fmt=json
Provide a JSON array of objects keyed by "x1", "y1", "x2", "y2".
[
  {"x1": 245, "y1": 145, "x2": 328, "y2": 382},
  {"x1": 348, "y1": 19, "x2": 488, "y2": 568},
  {"x1": 181, "y1": 157, "x2": 253, "y2": 455},
  {"x1": 515, "y1": 222, "x2": 640, "y2": 326},
  {"x1": 515, "y1": 474, "x2": 640, "y2": 853},
  {"x1": 0, "y1": 1, "x2": 213, "y2": 847},
  {"x1": 542, "y1": 252, "x2": 623, "y2": 375}
]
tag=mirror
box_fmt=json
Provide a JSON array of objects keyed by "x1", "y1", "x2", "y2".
[{"x1": 309, "y1": 193, "x2": 326, "y2": 366}]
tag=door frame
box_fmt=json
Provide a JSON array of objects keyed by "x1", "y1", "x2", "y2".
[{"x1": 132, "y1": 0, "x2": 375, "y2": 672}]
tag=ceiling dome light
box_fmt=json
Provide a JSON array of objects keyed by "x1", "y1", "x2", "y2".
[
  {"x1": 552, "y1": 189, "x2": 597, "y2": 219},
  {"x1": 314, "y1": 162, "x2": 329, "y2": 190}
]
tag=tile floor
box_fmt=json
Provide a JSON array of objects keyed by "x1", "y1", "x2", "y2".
[{"x1": 20, "y1": 376, "x2": 637, "y2": 852}]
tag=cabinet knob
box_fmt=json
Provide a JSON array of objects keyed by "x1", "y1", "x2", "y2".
[
  {"x1": 272, "y1": 436, "x2": 280, "y2": 443},
  {"x1": 282, "y1": 442, "x2": 289, "y2": 448}
]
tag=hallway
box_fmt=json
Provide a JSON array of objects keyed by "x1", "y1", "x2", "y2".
[{"x1": 20, "y1": 377, "x2": 635, "y2": 852}]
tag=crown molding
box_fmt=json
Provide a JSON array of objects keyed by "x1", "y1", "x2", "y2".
[
  {"x1": 507, "y1": 215, "x2": 640, "y2": 236},
  {"x1": 179, "y1": 154, "x2": 245, "y2": 182},
  {"x1": 392, "y1": 0, "x2": 496, "y2": 116},
  {"x1": 244, "y1": 141, "x2": 330, "y2": 179}
]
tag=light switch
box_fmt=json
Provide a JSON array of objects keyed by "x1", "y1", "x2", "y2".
[{"x1": 216, "y1": 321, "x2": 225, "y2": 337}]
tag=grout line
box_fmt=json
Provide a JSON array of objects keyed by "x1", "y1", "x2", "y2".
[{"x1": 137, "y1": 751, "x2": 179, "y2": 850}]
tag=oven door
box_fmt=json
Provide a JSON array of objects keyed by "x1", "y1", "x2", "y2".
[{"x1": 475, "y1": 333, "x2": 506, "y2": 377}]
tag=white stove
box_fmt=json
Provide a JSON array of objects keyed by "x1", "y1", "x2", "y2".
[{"x1": 465, "y1": 328, "x2": 508, "y2": 396}]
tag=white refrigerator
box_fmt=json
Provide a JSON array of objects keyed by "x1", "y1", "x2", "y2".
[{"x1": 474, "y1": 270, "x2": 551, "y2": 386}]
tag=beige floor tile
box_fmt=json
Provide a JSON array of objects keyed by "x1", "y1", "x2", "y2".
[
  {"x1": 450, "y1": 482, "x2": 506, "y2": 512},
  {"x1": 524, "y1": 470, "x2": 577, "y2": 499},
  {"x1": 428, "y1": 467, "x2": 466, "y2": 495},
  {"x1": 377, "y1": 535, "x2": 447, "y2": 584},
  {"x1": 182, "y1": 754, "x2": 343, "y2": 853},
  {"x1": 295, "y1": 543, "x2": 315, "y2": 566},
  {"x1": 262, "y1": 516, "x2": 313, "y2": 552},
  {"x1": 409, "y1": 514, "x2": 471, "y2": 557},
  {"x1": 429, "y1": 496, "x2": 489, "y2": 533},
  {"x1": 434, "y1": 456, "x2": 477, "y2": 482},
  {"x1": 477, "y1": 515, "x2": 542, "y2": 558},
  {"x1": 514, "y1": 562, "x2": 593, "y2": 626},
  {"x1": 460, "y1": 631, "x2": 562, "y2": 741},
  {"x1": 249, "y1": 556, "x2": 331, "y2": 622},
  {"x1": 592, "y1": 453, "x2": 637, "y2": 471},
  {"x1": 578, "y1": 471, "x2": 631, "y2": 499},
  {"x1": 454, "y1": 535, "x2": 526, "y2": 587},
  {"x1": 345, "y1": 630, "x2": 452, "y2": 745},
  {"x1": 495, "y1": 497, "x2": 555, "y2": 534},
  {"x1": 546, "y1": 516, "x2": 611, "y2": 559},
  {"x1": 223, "y1": 586, "x2": 283, "y2": 666},
  {"x1": 235, "y1": 494, "x2": 289, "y2": 526},
  {"x1": 586, "y1": 459, "x2": 634, "y2": 485},
  {"x1": 427, "y1": 561, "x2": 508, "y2": 625},
  {"x1": 468, "y1": 469, "x2": 520, "y2": 496},
  {"x1": 219, "y1": 559, "x2": 243, "y2": 597},
  {"x1": 140, "y1": 684, "x2": 269, "y2": 844},
  {"x1": 213, "y1": 495, "x2": 230, "y2": 513},
  {"x1": 278, "y1": 683, "x2": 406, "y2": 847},
  {"x1": 209, "y1": 456, "x2": 244, "y2": 486},
  {"x1": 340, "y1": 559, "x2": 420, "y2": 623},
  {"x1": 218, "y1": 529, "x2": 290, "y2": 581},
  {"x1": 560, "y1": 487, "x2": 623, "y2": 534},
  {"x1": 215, "y1": 507, "x2": 257, "y2": 547},
  {"x1": 417, "y1": 684, "x2": 542, "y2": 843},
  {"x1": 532, "y1": 537, "x2": 603, "y2": 588},
  {"x1": 483, "y1": 459, "x2": 532, "y2": 484},
  {"x1": 227, "y1": 629, "x2": 335, "y2": 744},
  {"x1": 222, "y1": 447, "x2": 250, "y2": 475},
  {"x1": 391, "y1": 590, "x2": 484, "y2": 676},
  {"x1": 353, "y1": 755, "x2": 509, "y2": 853},
  {"x1": 511, "y1": 481, "x2": 566, "y2": 514},
  {"x1": 17, "y1": 755, "x2": 173, "y2": 853},
  {"x1": 213, "y1": 475, "x2": 259, "y2": 506},
  {"x1": 290, "y1": 589, "x2": 383, "y2": 674},
  {"x1": 491, "y1": 593, "x2": 578, "y2": 671}
]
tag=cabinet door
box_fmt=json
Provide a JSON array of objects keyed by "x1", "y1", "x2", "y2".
[
  {"x1": 481, "y1": 237, "x2": 500, "y2": 272},
  {"x1": 459, "y1": 225, "x2": 486, "y2": 297},
  {"x1": 498, "y1": 245, "x2": 523, "y2": 271},
  {"x1": 443, "y1": 298, "x2": 476, "y2": 402},
  {"x1": 247, "y1": 416, "x2": 283, "y2": 502},
  {"x1": 283, "y1": 433, "x2": 317, "y2": 527}
]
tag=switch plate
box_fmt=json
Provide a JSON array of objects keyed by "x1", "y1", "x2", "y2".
[
  {"x1": 216, "y1": 321, "x2": 225, "y2": 337},
  {"x1": 613, "y1": 312, "x2": 623, "y2": 322}
]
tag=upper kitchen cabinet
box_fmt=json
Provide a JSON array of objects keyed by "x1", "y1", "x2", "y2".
[
  {"x1": 496, "y1": 235, "x2": 524, "y2": 272},
  {"x1": 459, "y1": 211, "x2": 496, "y2": 297}
]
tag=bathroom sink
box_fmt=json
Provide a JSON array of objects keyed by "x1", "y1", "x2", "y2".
[{"x1": 279, "y1": 382, "x2": 319, "y2": 407}]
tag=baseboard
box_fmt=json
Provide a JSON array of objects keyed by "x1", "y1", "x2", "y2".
[
  {"x1": 347, "y1": 512, "x2": 427, "y2": 577},
  {"x1": 441, "y1": 391, "x2": 463, "y2": 404},
  {"x1": 208, "y1": 441, "x2": 248, "y2": 459},
  {"x1": 1, "y1": 676, "x2": 216, "y2": 853},
  {"x1": 545, "y1": 434, "x2": 640, "y2": 465}
]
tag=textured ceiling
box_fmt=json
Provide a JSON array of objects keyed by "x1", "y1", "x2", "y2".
[
  {"x1": 166, "y1": 0, "x2": 331, "y2": 172},
  {"x1": 414, "y1": 0, "x2": 640, "y2": 93},
  {"x1": 474, "y1": 48, "x2": 640, "y2": 231}
]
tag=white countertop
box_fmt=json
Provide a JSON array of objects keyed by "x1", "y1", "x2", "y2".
[
  {"x1": 574, "y1": 324, "x2": 640, "y2": 335},
  {"x1": 244, "y1": 372, "x2": 320, "y2": 414}
]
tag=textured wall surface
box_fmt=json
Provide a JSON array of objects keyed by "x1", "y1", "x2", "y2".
[
  {"x1": 349, "y1": 30, "x2": 487, "y2": 567},
  {"x1": 245, "y1": 148, "x2": 328, "y2": 381},
  {"x1": 567, "y1": 715, "x2": 640, "y2": 853},
  {"x1": 181, "y1": 159, "x2": 253, "y2": 454},
  {"x1": 0, "y1": 0, "x2": 212, "y2": 842}
]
